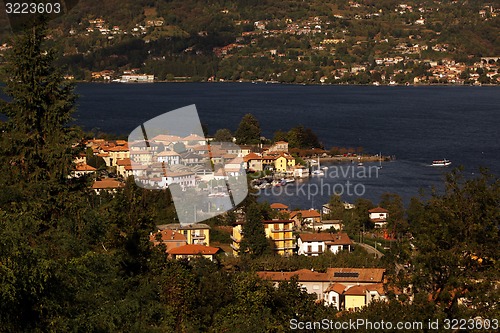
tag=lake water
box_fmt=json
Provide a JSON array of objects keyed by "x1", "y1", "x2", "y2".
[{"x1": 73, "y1": 83, "x2": 499, "y2": 208}]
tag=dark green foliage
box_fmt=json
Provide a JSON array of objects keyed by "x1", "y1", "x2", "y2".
[
  {"x1": 0, "y1": 23, "x2": 78, "y2": 186},
  {"x1": 379, "y1": 192, "x2": 408, "y2": 234},
  {"x1": 213, "y1": 128, "x2": 234, "y2": 142},
  {"x1": 404, "y1": 168, "x2": 500, "y2": 318},
  {"x1": 235, "y1": 113, "x2": 261, "y2": 144},
  {"x1": 276, "y1": 125, "x2": 323, "y2": 149},
  {"x1": 325, "y1": 194, "x2": 345, "y2": 220},
  {"x1": 239, "y1": 202, "x2": 271, "y2": 257}
]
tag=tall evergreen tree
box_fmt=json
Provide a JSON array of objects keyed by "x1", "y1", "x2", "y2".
[
  {"x1": 239, "y1": 203, "x2": 270, "y2": 257},
  {"x1": 0, "y1": 22, "x2": 78, "y2": 188}
]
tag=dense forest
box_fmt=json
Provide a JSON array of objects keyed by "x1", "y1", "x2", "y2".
[{"x1": 0, "y1": 21, "x2": 499, "y2": 332}]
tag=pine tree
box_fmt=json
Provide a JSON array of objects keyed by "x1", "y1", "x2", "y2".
[
  {"x1": 0, "y1": 22, "x2": 78, "y2": 188},
  {"x1": 239, "y1": 203, "x2": 270, "y2": 257}
]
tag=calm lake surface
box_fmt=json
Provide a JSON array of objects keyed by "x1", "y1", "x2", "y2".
[{"x1": 73, "y1": 83, "x2": 500, "y2": 208}]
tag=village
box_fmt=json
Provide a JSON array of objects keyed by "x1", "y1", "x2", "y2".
[
  {"x1": 70, "y1": 134, "x2": 406, "y2": 312},
  {"x1": 2, "y1": 1, "x2": 496, "y2": 85}
]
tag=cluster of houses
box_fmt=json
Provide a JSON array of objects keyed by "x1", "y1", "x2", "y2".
[
  {"x1": 149, "y1": 223, "x2": 222, "y2": 261},
  {"x1": 74, "y1": 137, "x2": 307, "y2": 194},
  {"x1": 257, "y1": 268, "x2": 391, "y2": 311},
  {"x1": 149, "y1": 222, "x2": 396, "y2": 311},
  {"x1": 230, "y1": 201, "x2": 390, "y2": 256}
]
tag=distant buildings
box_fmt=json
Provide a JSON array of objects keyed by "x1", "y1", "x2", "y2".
[
  {"x1": 368, "y1": 207, "x2": 389, "y2": 228},
  {"x1": 257, "y1": 267, "x2": 387, "y2": 310}
]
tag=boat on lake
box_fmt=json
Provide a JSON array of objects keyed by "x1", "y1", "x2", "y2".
[{"x1": 432, "y1": 159, "x2": 451, "y2": 167}]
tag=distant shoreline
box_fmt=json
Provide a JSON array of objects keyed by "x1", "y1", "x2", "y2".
[{"x1": 73, "y1": 80, "x2": 500, "y2": 87}]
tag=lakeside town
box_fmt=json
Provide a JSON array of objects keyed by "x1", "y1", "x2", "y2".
[
  {"x1": 1, "y1": 3, "x2": 498, "y2": 331},
  {"x1": 76, "y1": 133, "x2": 406, "y2": 312}
]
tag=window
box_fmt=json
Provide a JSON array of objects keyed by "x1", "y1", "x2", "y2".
[
  {"x1": 307, "y1": 245, "x2": 312, "y2": 253},
  {"x1": 318, "y1": 244, "x2": 323, "y2": 253},
  {"x1": 274, "y1": 223, "x2": 280, "y2": 230}
]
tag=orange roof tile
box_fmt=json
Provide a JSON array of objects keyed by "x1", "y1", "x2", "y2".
[
  {"x1": 325, "y1": 283, "x2": 347, "y2": 294},
  {"x1": 369, "y1": 207, "x2": 389, "y2": 213},
  {"x1": 290, "y1": 209, "x2": 321, "y2": 219},
  {"x1": 344, "y1": 285, "x2": 368, "y2": 296},
  {"x1": 75, "y1": 163, "x2": 96, "y2": 171},
  {"x1": 168, "y1": 244, "x2": 221, "y2": 255},
  {"x1": 116, "y1": 158, "x2": 131, "y2": 166},
  {"x1": 299, "y1": 232, "x2": 352, "y2": 245},
  {"x1": 92, "y1": 179, "x2": 124, "y2": 189},
  {"x1": 270, "y1": 203, "x2": 289, "y2": 210}
]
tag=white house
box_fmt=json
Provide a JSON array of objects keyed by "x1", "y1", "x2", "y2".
[
  {"x1": 160, "y1": 171, "x2": 196, "y2": 189},
  {"x1": 368, "y1": 207, "x2": 389, "y2": 228},
  {"x1": 297, "y1": 232, "x2": 353, "y2": 256},
  {"x1": 156, "y1": 150, "x2": 180, "y2": 165},
  {"x1": 70, "y1": 163, "x2": 96, "y2": 178},
  {"x1": 312, "y1": 220, "x2": 343, "y2": 232},
  {"x1": 324, "y1": 283, "x2": 347, "y2": 310}
]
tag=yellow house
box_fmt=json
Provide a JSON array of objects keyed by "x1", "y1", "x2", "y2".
[
  {"x1": 273, "y1": 153, "x2": 295, "y2": 172},
  {"x1": 161, "y1": 223, "x2": 211, "y2": 246},
  {"x1": 344, "y1": 285, "x2": 368, "y2": 311},
  {"x1": 263, "y1": 219, "x2": 295, "y2": 256},
  {"x1": 231, "y1": 219, "x2": 295, "y2": 256}
]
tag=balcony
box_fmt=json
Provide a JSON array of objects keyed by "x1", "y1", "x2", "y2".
[
  {"x1": 230, "y1": 235, "x2": 241, "y2": 243},
  {"x1": 191, "y1": 233, "x2": 206, "y2": 240},
  {"x1": 271, "y1": 228, "x2": 294, "y2": 233}
]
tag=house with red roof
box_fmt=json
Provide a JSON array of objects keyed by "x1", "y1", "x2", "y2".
[
  {"x1": 149, "y1": 229, "x2": 187, "y2": 252},
  {"x1": 168, "y1": 244, "x2": 222, "y2": 261},
  {"x1": 243, "y1": 152, "x2": 263, "y2": 172},
  {"x1": 257, "y1": 267, "x2": 386, "y2": 303},
  {"x1": 297, "y1": 232, "x2": 353, "y2": 256},
  {"x1": 91, "y1": 178, "x2": 125, "y2": 194},
  {"x1": 289, "y1": 209, "x2": 321, "y2": 228},
  {"x1": 368, "y1": 207, "x2": 389, "y2": 228},
  {"x1": 270, "y1": 202, "x2": 289, "y2": 211},
  {"x1": 70, "y1": 163, "x2": 97, "y2": 178}
]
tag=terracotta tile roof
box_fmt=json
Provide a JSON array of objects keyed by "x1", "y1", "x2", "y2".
[
  {"x1": 104, "y1": 145, "x2": 129, "y2": 152},
  {"x1": 151, "y1": 134, "x2": 183, "y2": 142},
  {"x1": 326, "y1": 268, "x2": 385, "y2": 283},
  {"x1": 75, "y1": 163, "x2": 96, "y2": 171},
  {"x1": 157, "y1": 150, "x2": 180, "y2": 157},
  {"x1": 92, "y1": 179, "x2": 124, "y2": 189},
  {"x1": 168, "y1": 244, "x2": 221, "y2": 255},
  {"x1": 183, "y1": 134, "x2": 205, "y2": 141},
  {"x1": 258, "y1": 268, "x2": 385, "y2": 284},
  {"x1": 290, "y1": 209, "x2": 321, "y2": 219},
  {"x1": 243, "y1": 152, "x2": 262, "y2": 162},
  {"x1": 149, "y1": 229, "x2": 187, "y2": 243},
  {"x1": 116, "y1": 158, "x2": 131, "y2": 166},
  {"x1": 270, "y1": 203, "x2": 289, "y2": 210},
  {"x1": 369, "y1": 207, "x2": 389, "y2": 213},
  {"x1": 344, "y1": 285, "x2": 368, "y2": 296},
  {"x1": 366, "y1": 283, "x2": 385, "y2": 295},
  {"x1": 257, "y1": 269, "x2": 329, "y2": 282},
  {"x1": 325, "y1": 283, "x2": 347, "y2": 294},
  {"x1": 299, "y1": 232, "x2": 352, "y2": 245}
]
